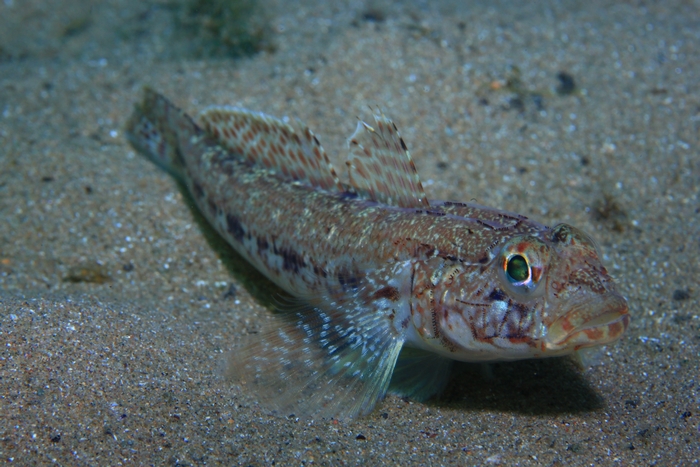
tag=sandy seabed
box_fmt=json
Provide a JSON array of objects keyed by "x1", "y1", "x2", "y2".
[{"x1": 1, "y1": 0, "x2": 698, "y2": 465}]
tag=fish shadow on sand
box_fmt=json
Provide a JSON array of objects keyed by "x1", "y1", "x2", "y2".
[
  {"x1": 177, "y1": 181, "x2": 288, "y2": 310},
  {"x1": 432, "y1": 358, "x2": 605, "y2": 415}
]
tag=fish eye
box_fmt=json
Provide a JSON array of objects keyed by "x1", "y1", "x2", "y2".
[
  {"x1": 506, "y1": 254, "x2": 530, "y2": 284},
  {"x1": 498, "y1": 237, "x2": 550, "y2": 298}
]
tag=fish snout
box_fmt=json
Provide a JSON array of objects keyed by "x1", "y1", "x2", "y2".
[{"x1": 545, "y1": 292, "x2": 630, "y2": 350}]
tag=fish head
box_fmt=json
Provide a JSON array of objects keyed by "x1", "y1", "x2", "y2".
[
  {"x1": 537, "y1": 223, "x2": 630, "y2": 353},
  {"x1": 420, "y1": 223, "x2": 629, "y2": 361},
  {"x1": 482, "y1": 222, "x2": 629, "y2": 357}
]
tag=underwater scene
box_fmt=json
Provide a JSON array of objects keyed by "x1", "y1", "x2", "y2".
[{"x1": 0, "y1": 0, "x2": 698, "y2": 464}]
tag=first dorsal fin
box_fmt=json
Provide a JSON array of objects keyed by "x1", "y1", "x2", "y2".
[
  {"x1": 199, "y1": 106, "x2": 341, "y2": 191},
  {"x1": 345, "y1": 112, "x2": 429, "y2": 208}
]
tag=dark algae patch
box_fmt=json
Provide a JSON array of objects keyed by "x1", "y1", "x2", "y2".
[
  {"x1": 0, "y1": 44, "x2": 11, "y2": 63},
  {"x1": 61, "y1": 14, "x2": 92, "y2": 38},
  {"x1": 175, "y1": 0, "x2": 275, "y2": 58},
  {"x1": 360, "y1": 6, "x2": 387, "y2": 23},
  {"x1": 592, "y1": 192, "x2": 629, "y2": 232},
  {"x1": 63, "y1": 263, "x2": 112, "y2": 284}
]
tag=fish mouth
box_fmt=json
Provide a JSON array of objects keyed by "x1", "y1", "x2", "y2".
[{"x1": 545, "y1": 293, "x2": 630, "y2": 351}]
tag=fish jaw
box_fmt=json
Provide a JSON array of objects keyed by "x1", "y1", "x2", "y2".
[
  {"x1": 544, "y1": 291, "x2": 629, "y2": 352},
  {"x1": 541, "y1": 223, "x2": 630, "y2": 353}
]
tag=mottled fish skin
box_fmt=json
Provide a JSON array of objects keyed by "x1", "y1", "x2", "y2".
[{"x1": 125, "y1": 89, "x2": 630, "y2": 419}]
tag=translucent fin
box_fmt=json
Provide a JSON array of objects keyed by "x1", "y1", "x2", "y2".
[
  {"x1": 572, "y1": 346, "x2": 605, "y2": 369},
  {"x1": 227, "y1": 301, "x2": 405, "y2": 420},
  {"x1": 125, "y1": 87, "x2": 202, "y2": 180},
  {"x1": 388, "y1": 347, "x2": 453, "y2": 401},
  {"x1": 345, "y1": 113, "x2": 429, "y2": 208},
  {"x1": 199, "y1": 106, "x2": 341, "y2": 191}
]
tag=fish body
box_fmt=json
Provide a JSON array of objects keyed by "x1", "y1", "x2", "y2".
[{"x1": 126, "y1": 89, "x2": 629, "y2": 419}]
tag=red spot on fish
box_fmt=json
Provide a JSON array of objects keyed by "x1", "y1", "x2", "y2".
[
  {"x1": 607, "y1": 318, "x2": 627, "y2": 338},
  {"x1": 583, "y1": 327, "x2": 604, "y2": 340},
  {"x1": 561, "y1": 318, "x2": 574, "y2": 332},
  {"x1": 531, "y1": 266, "x2": 543, "y2": 283},
  {"x1": 508, "y1": 336, "x2": 528, "y2": 344}
]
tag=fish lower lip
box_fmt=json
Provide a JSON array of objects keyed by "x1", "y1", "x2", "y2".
[{"x1": 546, "y1": 294, "x2": 630, "y2": 349}]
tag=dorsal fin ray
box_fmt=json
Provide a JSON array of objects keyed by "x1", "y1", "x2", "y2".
[
  {"x1": 345, "y1": 112, "x2": 429, "y2": 208},
  {"x1": 199, "y1": 106, "x2": 341, "y2": 191}
]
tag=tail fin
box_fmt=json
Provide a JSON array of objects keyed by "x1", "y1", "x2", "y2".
[{"x1": 125, "y1": 87, "x2": 201, "y2": 179}]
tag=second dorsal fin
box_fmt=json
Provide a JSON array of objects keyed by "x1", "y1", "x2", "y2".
[
  {"x1": 345, "y1": 113, "x2": 429, "y2": 208},
  {"x1": 199, "y1": 106, "x2": 341, "y2": 191}
]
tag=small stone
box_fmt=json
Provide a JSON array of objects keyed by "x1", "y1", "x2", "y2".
[
  {"x1": 222, "y1": 283, "x2": 238, "y2": 299},
  {"x1": 672, "y1": 289, "x2": 690, "y2": 301},
  {"x1": 556, "y1": 71, "x2": 576, "y2": 95}
]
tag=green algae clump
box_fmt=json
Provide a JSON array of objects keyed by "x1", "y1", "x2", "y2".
[{"x1": 177, "y1": 0, "x2": 275, "y2": 58}]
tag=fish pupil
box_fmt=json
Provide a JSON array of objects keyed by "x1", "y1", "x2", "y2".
[{"x1": 506, "y1": 255, "x2": 529, "y2": 283}]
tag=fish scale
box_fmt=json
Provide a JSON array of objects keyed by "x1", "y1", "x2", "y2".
[{"x1": 126, "y1": 88, "x2": 630, "y2": 419}]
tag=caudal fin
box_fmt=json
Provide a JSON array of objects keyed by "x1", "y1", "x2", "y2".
[{"x1": 125, "y1": 87, "x2": 201, "y2": 179}]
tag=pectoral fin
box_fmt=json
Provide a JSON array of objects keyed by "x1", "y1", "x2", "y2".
[
  {"x1": 389, "y1": 347, "x2": 453, "y2": 401},
  {"x1": 227, "y1": 301, "x2": 405, "y2": 420}
]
